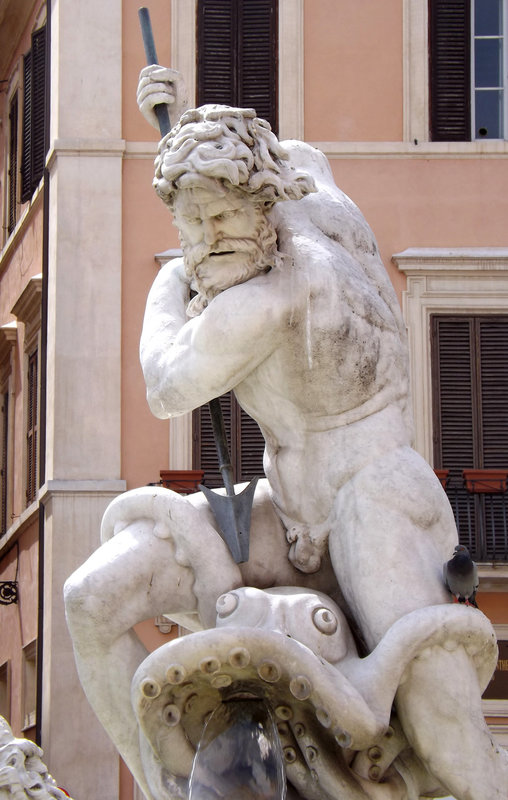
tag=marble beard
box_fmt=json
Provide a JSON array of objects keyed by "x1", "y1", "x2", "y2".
[{"x1": 64, "y1": 103, "x2": 508, "y2": 800}]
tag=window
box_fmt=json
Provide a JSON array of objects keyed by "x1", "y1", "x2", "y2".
[
  {"x1": 474, "y1": 0, "x2": 505, "y2": 137},
  {"x1": 431, "y1": 315, "x2": 508, "y2": 559},
  {"x1": 26, "y1": 349, "x2": 38, "y2": 505},
  {"x1": 0, "y1": 661, "x2": 11, "y2": 722},
  {"x1": 0, "y1": 324, "x2": 16, "y2": 537},
  {"x1": 429, "y1": 0, "x2": 506, "y2": 140},
  {"x1": 22, "y1": 640, "x2": 37, "y2": 732},
  {"x1": 11, "y1": 276, "x2": 42, "y2": 507},
  {"x1": 7, "y1": 94, "x2": 19, "y2": 235},
  {"x1": 21, "y1": 25, "x2": 47, "y2": 203},
  {"x1": 193, "y1": 393, "x2": 264, "y2": 488},
  {"x1": 191, "y1": 0, "x2": 277, "y2": 485},
  {"x1": 196, "y1": 0, "x2": 278, "y2": 132}
]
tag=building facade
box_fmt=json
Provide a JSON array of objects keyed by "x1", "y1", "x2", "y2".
[{"x1": 0, "y1": 1, "x2": 507, "y2": 798}]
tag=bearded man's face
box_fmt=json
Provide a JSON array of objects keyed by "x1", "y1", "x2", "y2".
[{"x1": 172, "y1": 183, "x2": 276, "y2": 315}]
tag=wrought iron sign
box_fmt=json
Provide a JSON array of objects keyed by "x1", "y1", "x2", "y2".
[{"x1": 0, "y1": 581, "x2": 18, "y2": 605}]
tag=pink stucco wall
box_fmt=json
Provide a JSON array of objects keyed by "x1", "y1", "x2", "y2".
[{"x1": 304, "y1": 0, "x2": 403, "y2": 142}]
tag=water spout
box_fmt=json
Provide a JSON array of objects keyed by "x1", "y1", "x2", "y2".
[{"x1": 188, "y1": 699, "x2": 286, "y2": 800}]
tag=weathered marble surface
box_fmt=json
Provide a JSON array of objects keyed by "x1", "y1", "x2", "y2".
[
  {"x1": 0, "y1": 716, "x2": 72, "y2": 799},
  {"x1": 64, "y1": 72, "x2": 508, "y2": 800}
]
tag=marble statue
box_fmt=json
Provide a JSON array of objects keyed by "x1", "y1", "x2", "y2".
[
  {"x1": 64, "y1": 67, "x2": 508, "y2": 800},
  {"x1": 0, "y1": 716, "x2": 72, "y2": 799}
]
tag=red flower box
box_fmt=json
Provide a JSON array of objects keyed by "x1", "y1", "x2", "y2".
[
  {"x1": 160, "y1": 469, "x2": 205, "y2": 495},
  {"x1": 434, "y1": 469, "x2": 449, "y2": 489},
  {"x1": 462, "y1": 469, "x2": 508, "y2": 494}
]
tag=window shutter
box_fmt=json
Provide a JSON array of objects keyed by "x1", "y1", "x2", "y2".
[
  {"x1": 238, "y1": 0, "x2": 278, "y2": 132},
  {"x1": 193, "y1": 394, "x2": 264, "y2": 487},
  {"x1": 21, "y1": 25, "x2": 47, "y2": 203},
  {"x1": 432, "y1": 315, "x2": 508, "y2": 559},
  {"x1": 21, "y1": 50, "x2": 33, "y2": 203},
  {"x1": 236, "y1": 405, "x2": 265, "y2": 482},
  {"x1": 197, "y1": 0, "x2": 278, "y2": 132},
  {"x1": 432, "y1": 316, "x2": 476, "y2": 472},
  {"x1": 8, "y1": 95, "x2": 18, "y2": 235},
  {"x1": 194, "y1": 394, "x2": 233, "y2": 488},
  {"x1": 429, "y1": 0, "x2": 471, "y2": 141},
  {"x1": 31, "y1": 26, "x2": 47, "y2": 187},
  {"x1": 197, "y1": 0, "x2": 237, "y2": 106},
  {"x1": 479, "y1": 319, "x2": 508, "y2": 468}
]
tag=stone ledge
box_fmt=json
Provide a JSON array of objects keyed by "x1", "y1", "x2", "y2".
[{"x1": 39, "y1": 479, "x2": 127, "y2": 501}]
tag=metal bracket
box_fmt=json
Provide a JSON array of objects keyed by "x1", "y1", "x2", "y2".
[{"x1": 0, "y1": 581, "x2": 18, "y2": 605}]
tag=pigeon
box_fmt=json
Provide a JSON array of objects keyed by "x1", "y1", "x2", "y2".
[{"x1": 443, "y1": 544, "x2": 479, "y2": 607}]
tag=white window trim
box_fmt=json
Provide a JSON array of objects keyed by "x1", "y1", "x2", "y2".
[
  {"x1": 403, "y1": 0, "x2": 508, "y2": 149},
  {"x1": 11, "y1": 276, "x2": 43, "y2": 506},
  {"x1": 170, "y1": 0, "x2": 304, "y2": 140},
  {"x1": 21, "y1": 639, "x2": 37, "y2": 731},
  {"x1": 0, "y1": 323, "x2": 17, "y2": 536},
  {"x1": 471, "y1": 0, "x2": 507, "y2": 140},
  {"x1": 2, "y1": 62, "x2": 22, "y2": 247},
  {"x1": 393, "y1": 248, "x2": 508, "y2": 464}
]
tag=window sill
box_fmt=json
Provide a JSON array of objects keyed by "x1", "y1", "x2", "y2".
[
  {"x1": 311, "y1": 140, "x2": 508, "y2": 159},
  {"x1": 0, "y1": 180, "x2": 44, "y2": 275},
  {"x1": 0, "y1": 500, "x2": 39, "y2": 559}
]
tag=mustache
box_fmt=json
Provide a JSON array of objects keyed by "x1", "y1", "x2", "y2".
[{"x1": 183, "y1": 238, "x2": 260, "y2": 272}]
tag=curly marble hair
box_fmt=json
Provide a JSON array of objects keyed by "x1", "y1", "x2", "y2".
[{"x1": 153, "y1": 104, "x2": 316, "y2": 208}]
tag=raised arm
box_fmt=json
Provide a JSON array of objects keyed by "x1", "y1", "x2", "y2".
[
  {"x1": 136, "y1": 66, "x2": 188, "y2": 132},
  {"x1": 140, "y1": 261, "x2": 283, "y2": 419}
]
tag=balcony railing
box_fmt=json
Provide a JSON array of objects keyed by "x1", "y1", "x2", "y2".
[{"x1": 438, "y1": 469, "x2": 508, "y2": 562}]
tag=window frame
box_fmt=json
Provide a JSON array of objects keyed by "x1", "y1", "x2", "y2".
[
  {"x1": 170, "y1": 0, "x2": 304, "y2": 139},
  {"x1": 11, "y1": 276, "x2": 42, "y2": 509},
  {"x1": 0, "y1": 661, "x2": 11, "y2": 723},
  {"x1": 471, "y1": 0, "x2": 507, "y2": 139},
  {"x1": 0, "y1": 324, "x2": 17, "y2": 538},
  {"x1": 394, "y1": 248, "x2": 508, "y2": 464},
  {"x1": 427, "y1": 0, "x2": 508, "y2": 142}
]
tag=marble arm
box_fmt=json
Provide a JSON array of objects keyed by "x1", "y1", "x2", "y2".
[
  {"x1": 140, "y1": 264, "x2": 281, "y2": 418},
  {"x1": 136, "y1": 65, "x2": 189, "y2": 132}
]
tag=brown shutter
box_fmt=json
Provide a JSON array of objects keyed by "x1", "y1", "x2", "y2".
[
  {"x1": 238, "y1": 0, "x2": 278, "y2": 132},
  {"x1": 236, "y1": 405, "x2": 265, "y2": 482},
  {"x1": 8, "y1": 95, "x2": 18, "y2": 235},
  {"x1": 193, "y1": 394, "x2": 264, "y2": 487},
  {"x1": 197, "y1": 0, "x2": 237, "y2": 106},
  {"x1": 429, "y1": 0, "x2": 471, "y2": 141},
  {"x1": 21, "y1": 50, "x2": 33, "y2": 202},
  {"x1": 432, "y1": 316, "x2": 476, "y2": 473},
  {"x1": 197, "y1": 0, "x2": 278, "y2": 132},
  {"x1": 432, "y1": 315, "x2": 508, "y2": 559},
  {"x1": 194, "y1": 393, "x2": 233, "y2": 488},
  {"x1": 31, "y1": 26, "x2": 47, "y2": 187},
  {"x1": 21, "y1": 26, "x2": 46, "y2": 203},
  {"x1": 479, "y1": 319, "x2": 508, "y2": 467}
]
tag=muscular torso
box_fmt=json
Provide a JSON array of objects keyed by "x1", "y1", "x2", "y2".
[
  {"x1": 232, "y1": 230, "x2": 411, "y2": 528},
  {"x1": 141, "y1": 211, "x2": 411, "y2": 532}
]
